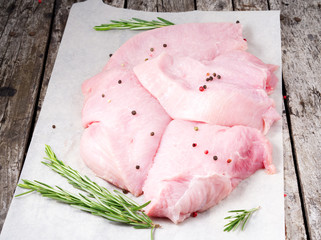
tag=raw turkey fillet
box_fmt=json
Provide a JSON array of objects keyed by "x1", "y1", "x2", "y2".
[
  {"x1": 81, "y1": 68, "x2": 171, "y2": 196},
  {"x1": 80, "y1": 22, "x2": 279, "y2": 215},
  {"x1": 81, "y1": 22, "x2": 252, "y2": 197},
  {"x1": 143, "y1": 120, "x2": 274, "y2": 223},
  {"x1": 133, "y1": 52, "x2": 280, "y2": 134},
  {"x1": 104, "y1": 22, "x2": 247, "y2": 71}
]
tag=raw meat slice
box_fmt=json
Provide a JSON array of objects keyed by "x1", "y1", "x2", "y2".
[
  {"x1": 104, "y1": 23, "x2": 247, "y2": 71},
  {"x1": 143, "y1": 120, "x2": 274, "y2": 223},
  {"x1": 133, "y1": 53, "x2": 280, "y2": 134},
  {"x1": 81, "y1": 68, "x2": 171, "y2": 196},
  {"x1": 134, "y1": 51, "x2": 278, "y2": 93}
]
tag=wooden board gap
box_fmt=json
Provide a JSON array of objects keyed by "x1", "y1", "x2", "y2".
[{"x1": 282, "y1": 77, "x2": 311, "y2": 240}]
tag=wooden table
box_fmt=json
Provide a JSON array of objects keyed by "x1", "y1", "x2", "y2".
[{"x1": 0, "y1": 0, "x2": 320, "y2": 239}]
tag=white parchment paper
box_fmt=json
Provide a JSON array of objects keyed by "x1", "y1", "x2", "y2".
[{"x1": 0, "y1": 1, "x2": 284, "y2": 239}]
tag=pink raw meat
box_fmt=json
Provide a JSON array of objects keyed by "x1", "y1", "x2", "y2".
[
  {"x1": 143, "y1": 120, "x2": 274, "y2": 223},
  {"x1": 104, "y1": 23, "x2": 247, "y2": 71},
  {"x1": 133, "y1": 53, "x2": 280, "y2": 134},
  {"x1": 81, "y1": 68, "x2": 171, "y2": 196}
]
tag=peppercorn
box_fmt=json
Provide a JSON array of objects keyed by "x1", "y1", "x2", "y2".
[
  {"x1": 203, "y1": 85, "x2": 207, "y2": 89},
  {"x1": 236, "y1": 20, "x2": 240, "y2": 24},
  {"x1": 199, "y1": 86, "x2": 205, "y2": 92},
  {"x1": 136, "y1": 165, "x2": 140, "y2": 169},
  {"x1": 150, "y1": 132, "x2": 155, "y2": 136},
  {"x1": 102, "y1": 94, "x2": 105, "y2": 98},
  {"x1": 213, "y1": 156, "x2": 218, "y2": 160},
  {"x1": 217, "y1": 75, "x2": 221, "y2": 79},
  {"x1": 204, "y1": 150, "x2": 209, "y2": 154},
  {"x1": 131, "y1": 110, "x2": 137, "y2": 115},
  {"x1": 150, "y1": 48, "x2": 154, "y2": 52},
  {"x1": 227, "y1": 159, "x2": 232, "y2": 163},
  {"x1": 192, "y1": 143, "x2": 197, "y2": 147},
  {"x1": 163, "y1": 44, "x2": 167, "y2": 47},
  {"x1": 118, "y1": 80, "x2": 122, "y2": 84}
]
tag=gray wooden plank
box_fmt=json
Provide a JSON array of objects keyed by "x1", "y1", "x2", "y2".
[
  {"x1": 196, "y1": 0, "x2": 233, "y2": 11},
  {"x1": 35, "y1": 0, "x2": 126, "y2": 123},
  {"x1": 282, "y1": 103, "x2": 308, "y2": 240},
  {"x1": 127, "y1": 0, "x2": 195, "y2": 12},
  {"x1": 269, "y1": 0, "x2": 321, "y2": 239},
  {"x1": 235, "y1": 1, "x2": 308, "y2": 239},
  {"x1": 0, "y1": 0, "x2": 55, "y2": 233},
  {"x1": 234, "y1": 0, "x2": 268, "y2": 10}
]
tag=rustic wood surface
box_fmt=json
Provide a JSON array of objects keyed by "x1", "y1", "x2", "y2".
[
  {"x1": 0, "y1": 0, "x2": 320, "y2": 239},
  {"x1": 269, "y1": 1, "x2": 321, "y2": 239},
  {"x1": 0, "y1": 0, "x2": 55, "y2": 230}
]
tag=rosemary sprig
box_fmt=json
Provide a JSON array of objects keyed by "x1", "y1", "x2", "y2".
[
  {"x1": 223, "y1": 206, "x2": 260, "y2": 232},
  {"x1": 16, "y1": 145, "x2": 159, "y2": 238},
  {"x1": 94, "y1": 17, "x2": 174, "y2": 31}
]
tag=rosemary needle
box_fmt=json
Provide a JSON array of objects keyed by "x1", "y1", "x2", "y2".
[
  {"x1": 16, "y1": 145, "x2": 159, "y2": 239},
  {"x1": 223, "y1": 206, "x2": 260, "y2": 232},
  {"x1": 94, "y1": 17, "x2": 175, "y2": 31}
]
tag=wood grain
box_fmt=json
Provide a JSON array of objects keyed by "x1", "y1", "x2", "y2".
[
  {"x1": 234, "y1": 0, "x2": 268, "y2": 10},
  {"x1": 282, "y1": 103, "x2": 308, "y2": 240},
  {"x1": 196, "y1": 0, "x2": 233, "y2": 11},
  {"x1": 127, "y1": 0, "x2": 195, "y2": 12},
  {"x1": 235, "y1": 1, "x2": 308, "y2": 239},
  {"x1": 0, "y1": 0, "x2": 55, "y2": 232},
  {"x1": 269, "y1": 0, "x2": 321, "y2": 239}
]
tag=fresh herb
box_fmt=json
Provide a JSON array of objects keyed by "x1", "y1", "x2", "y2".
[
  {"x1": 94, "y1": 17, "x2": 174, "y2": 31},
  {"x1": 224, "y1": 206, "x2": 260, "y2": 232},
  {"x1": 16, "y1": 145, "x2": 159, "y2": 239}
]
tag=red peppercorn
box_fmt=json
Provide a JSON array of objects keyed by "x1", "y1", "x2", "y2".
[
  {"x1": 284, "y1": 194, "x2": 287, "y2": 197},
  {"x1": 244, "y1": 38, "x2": 247, "y2": 41},
  {"x1": 191, "y1": 212, "x2": 198, "y2": 217},
  {"x1": 192, "y1": 143, "x2": 197, "y2": 147},
  {"x1": 199, "y1": 86, "x2": 204, "y2": 92},
  {"x1": 283, "y1": 95, "x2": 287, "y2": 99},
  {"x1": 204, "y1": 150, "x2": 209, "y2": 154},
  {"x1": 227, "y1": 159, "x2": 232, "y2": 163}
]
